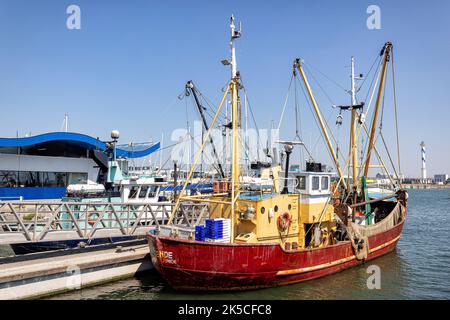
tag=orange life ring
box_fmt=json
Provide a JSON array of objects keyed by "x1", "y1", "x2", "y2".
[
  {"x1": 87, "y1": 212, "x2": 98, "y2": 226},
  {"x1": 277, "y1": 212, "x2": 291, "y2": 232}
]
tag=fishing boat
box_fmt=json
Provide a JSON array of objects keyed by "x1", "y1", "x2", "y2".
[{"x1": 147, "y1": 16, "x2": 407, "y2": 291}]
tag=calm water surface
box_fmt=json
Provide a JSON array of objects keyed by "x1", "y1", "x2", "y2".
[{"x1": 42, "y1": 189, "x2": 450, "y2": 299}]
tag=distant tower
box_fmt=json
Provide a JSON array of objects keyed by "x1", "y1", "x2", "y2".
[
  {"x1": 420, "y1": 141, "x2": 426, "y2": 183},
  {"x1": 61, "y1": 113, "x2": 69, "y2": 132}
]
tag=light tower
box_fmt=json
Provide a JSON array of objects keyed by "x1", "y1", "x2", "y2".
[{"x1": 420, "y1": 141, "x2": 427, "y2": 183}]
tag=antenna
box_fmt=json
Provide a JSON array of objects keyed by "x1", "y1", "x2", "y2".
[{"x1": 228, "y1": 15, "x2": 241, "y2": 78}]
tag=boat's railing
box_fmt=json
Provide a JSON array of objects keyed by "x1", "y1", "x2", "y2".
[
  {"x1": 238, "y1": 176, "x2": 298, "y2": 198},
  {"x1": 277, "y1": 176, "x2": 299, "y2": 191},
  {"x1": 0, "y1": 201, "x2": 209, "y2": 245}
]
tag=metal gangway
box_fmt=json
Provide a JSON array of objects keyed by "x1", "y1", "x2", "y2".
[{"x1": 0, "y1": 201, "x2": 210, "y2": 245}]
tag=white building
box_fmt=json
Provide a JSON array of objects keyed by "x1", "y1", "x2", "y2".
[{"x1": 434, "y1": 174, "x2": 448, "y2": 184}]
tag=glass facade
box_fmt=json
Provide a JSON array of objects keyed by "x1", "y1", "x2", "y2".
[{"x1": 0, "y1": 170, "x2": 87, "y2": 188}]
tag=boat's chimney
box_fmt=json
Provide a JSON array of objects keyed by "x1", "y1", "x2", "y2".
[{"x1": 282, "y1": 144, "x2": 293, "y2": 194}]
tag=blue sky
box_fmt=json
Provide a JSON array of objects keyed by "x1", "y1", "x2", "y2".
[{"x1": 0, "y1": 0, "x2": 449, "y2": 177}]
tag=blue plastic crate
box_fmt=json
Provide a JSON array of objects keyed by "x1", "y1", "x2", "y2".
[
  {"x1": 205, "y1": 219, "x2": 225, "y2": 240},
  {"x1": 205, "y1": 230, "x2": 223, "y2": 239},
  {"x1": 195, "y1": 225, "x2": 206, "y2": 241},
  {"x1": 205, "y1": 219, "x2": 223, "y2": 226}
]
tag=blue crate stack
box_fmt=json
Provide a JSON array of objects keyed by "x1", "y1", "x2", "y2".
[
  {"x1": 195, "y1": 225, "x2": 206, "y2": 241},
  {"x1": 205, "y1": 219, "x2": 223, "y2": 240}
]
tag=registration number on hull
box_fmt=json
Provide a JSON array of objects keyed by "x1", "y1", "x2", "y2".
[{"x1": 158, "y1": 250, "x2": 177, "y2": 265}]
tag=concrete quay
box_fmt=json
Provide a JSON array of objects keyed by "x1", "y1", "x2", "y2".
[{"x1": 0, "y1": 240, "x2": 152, "y2": 299}]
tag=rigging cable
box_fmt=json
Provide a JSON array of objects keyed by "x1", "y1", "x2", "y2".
[
  {"x1": 379, "y1": 131, "x2": 401, "y2": 188},
  {"x1": 296, "y1": 75, "x2": 341, "y2": 168},
  {"x1": 240, "y1": 76, "x2": 263, "y2": 161},
  {"x1": 358, "y1": 54, "x2": 382, "y2": 99},
  {"x1": 296, "y1": 73, "x2": 344, "y2": 161},
  {"x1": 276, "y1": 73, "x2": 294, "y2": 132},
  {"x1": 303, "y1": 61, "x2": 348, "y2": 93},
  {"x1": 304, "y1": 64, "x2": 337, "y2": 107},
  {"x1": 391, "y1": 48, "x2": 402, "y2": 185}
]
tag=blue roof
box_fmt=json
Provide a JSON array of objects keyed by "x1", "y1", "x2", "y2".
[{"x1": 0, "y1": 132, "x2": 160, "y2": 159}]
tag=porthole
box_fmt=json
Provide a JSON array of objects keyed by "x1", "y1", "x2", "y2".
[
  {"x1": 261, "y1": 207, "x2": 266, "y2": 214},
  {"x1": 288, "y1": 204, "x2": 292, "y2": 210},
  {"x1": 274, "y1": 205, "x2": 279, "y2": 212}
]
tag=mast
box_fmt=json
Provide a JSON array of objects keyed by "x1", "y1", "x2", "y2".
[
  {"x1": 159, "y1": 132, "x2": 164, "y2": 170},
  {"x1": 167, "y1": 16, "x2": 242, "y2": 233},
  {"x1": 244, "y1": 91, "x2": 249, "y2": 174},
  {"x1": 231, "y1": 77, "x2": 240, "y2": 196},
  {"x1": 350, "y1": 57, "x2": 358, "y2": 190},
  {"x1": 228, "y1": 14, "x2": 241, "y2": 189},
  {"x1": 363, "y1": 42, "x2": 392, "y2": 178},
  {"x1": 294, "y1": 59, "x2": 347, "y2": 190},
  {"x1": 230, "y1": 15, "x2": 240, "y2": 78},
  {"x1": 229, "y1": 15, "x2": 241, "y2": 243},
  {"x1": 348, "y1": 57, "x2": 364, "y2": 191}
]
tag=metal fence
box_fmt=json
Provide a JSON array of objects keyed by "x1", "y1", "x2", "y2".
[{"x1": 0, "y1": 201, "x2": 209, "y2": 245}]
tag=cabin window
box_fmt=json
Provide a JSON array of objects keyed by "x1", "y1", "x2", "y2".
[
  {"x1": 296, "y1": 176, "x2": 306, "y2": 190},
  {"x1": 312, "y1": 176, "x2": 320, "y2": 190},
  {"x1": 321, "y1": 176, "x2": 329, "y2": 191},
  {"x1": 68, "y1": 172, "x2": 88, "y2": 185},
  {"x1": 147, "y1": 186, "x2": 159, "y2": 198},
  {"x1": 139, "y1": 186, "x2": 149, "y2": 198},
  {"x1": 129, "y1": 186, "x2": 139, "y2": 199},
  {"x1": 274, "y1": 205, "x2": 279, "y2": 212},
  {"x1": 261, "y1": 207, "x2": 266, "y2": 214}
]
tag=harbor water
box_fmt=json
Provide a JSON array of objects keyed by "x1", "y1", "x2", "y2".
[{"x1": 3, "y1": 189, "x2": 449, "y2": 300}]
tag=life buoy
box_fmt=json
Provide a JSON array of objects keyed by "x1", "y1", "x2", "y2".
[
  {"x1": 87, "y1": 212, "x2": 98, "y2": 226},
  {"x1": 277, "y1": 212, "x2": 291, "y2": 232}
]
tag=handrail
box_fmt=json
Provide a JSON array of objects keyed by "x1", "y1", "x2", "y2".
[{"x1": 0, "y1": 200, "x2": 209, "y2": 244}]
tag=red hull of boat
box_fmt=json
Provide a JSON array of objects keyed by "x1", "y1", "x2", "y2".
[{"x1": 147, "y1": 216, "x2": 406, "y2": 291}]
